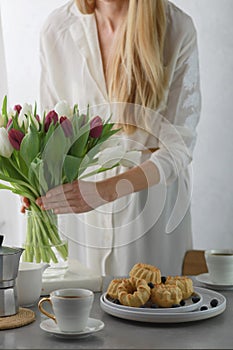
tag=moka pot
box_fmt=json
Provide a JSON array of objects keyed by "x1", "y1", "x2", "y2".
[{"x1": 0, "y1": 235, "x2": 24, "y2": 316}]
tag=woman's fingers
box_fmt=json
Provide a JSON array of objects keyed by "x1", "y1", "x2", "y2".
[
  {"x1": 36, "y1": 180, "x2": 106, "y2": 214},
  {"x1": 23, "y1": 197, "x2": 30, "y2": 207},
  {"x1": 20, "y1": 196, "x2": 31, "y2": 213},
  {"x1": 46, "y1": 182, "x2": 75, "y2": 198},
  {"x1": 36, "y1": 182, "x2": 77, "y2": 205},
  {"x1": 20, "y1": 205, "x2": 26, "y2": 214}
]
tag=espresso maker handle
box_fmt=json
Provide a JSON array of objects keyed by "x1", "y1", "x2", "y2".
[{"x1": 0, "y1": 234, "x2": 3, "y2": 247}]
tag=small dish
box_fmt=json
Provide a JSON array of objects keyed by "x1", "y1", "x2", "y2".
[
  {"x1": 103, "y1": 288, "x2": 203, "y2": 313},
  {"x1": 40, "y1": 317, "x2": 104, "y2": 338},
  {"x1": 196, "y1": 273, "x2": 233, "y2": 290}
]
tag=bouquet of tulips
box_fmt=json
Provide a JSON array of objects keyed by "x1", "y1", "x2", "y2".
[{"x1": 0, "y1": 96, "x2": 125, "y2": 264}]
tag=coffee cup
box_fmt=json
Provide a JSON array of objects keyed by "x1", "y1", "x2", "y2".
[
  {"x1": 16, "y1": 262, "x2": 49, "y2": 307},
  {"x1": 205, "y1": 249, "x2": 233, "y2": 284},
  {"x1": 38, "y1": 288, "x2": 94, "y2": 333}
]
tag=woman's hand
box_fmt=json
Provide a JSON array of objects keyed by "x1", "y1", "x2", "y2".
[
  {"x1": 20, "y1": 197, "x2": 30, "y2": 213},
  {"x1": 36, "y1": 180, "x2": 114, "y2": 214},
  {"x1": 35, "y1": 161, "x2": 160, "y2": 214}
]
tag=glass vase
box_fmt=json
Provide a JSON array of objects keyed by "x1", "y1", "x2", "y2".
[{"x1": 22, "y1": 209, "x2": 68, "y2": 277}]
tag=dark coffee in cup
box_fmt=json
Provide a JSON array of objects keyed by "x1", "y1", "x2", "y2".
[{"x1": 205, "y1": 249, "x2": 233, "y2": 284}]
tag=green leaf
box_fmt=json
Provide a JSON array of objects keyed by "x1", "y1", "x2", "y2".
[
  {"x1": 33, "y1": 101, "x2": 37, "y2": 117},
  {"x1": 29, "y1": 158, "x2": 48, "y2": 195},
  {"x1": 20, "y1": 131, "x2": 40, "y2": 166},
  {"x1": 0, "y1": 182, "x2": 14, "y2": 191},
  {"x1": 1, "y1": 95, "x2": 7, "y2": 117},
  {"x1": 0, "y1": 157, "x2": 24, "y2": 181},
  {"x1": 90, "y1": 128, "x2": 121, "y2": 150},
  {"x1": 43, "y1": 125, "x2": 69, "y2": 187},
  {"x1": 69, "y1": 124, "x2": 90, "y2": 158},
  {"x1": 63, "y1": 155, "x2": 83, "y2": 182},
  {"x1": 79, "y1": 163, "x2": 120, "y2": 180},
  {"x1": 1, "y1": 95, "x2": 8, "y2": 127},
  {"x1": 17, "y1": 153, "x2": 29, "y2": 177}
]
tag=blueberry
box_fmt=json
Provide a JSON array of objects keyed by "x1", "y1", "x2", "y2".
[
  {"x1": 180, "y1": 300, "x2": 186, "y2": 306},
  {"x1": 172, "y1": 304, "x2": 181, "y2": 308},
  {"x1": 113, "y1": 299, "x2": 121, "y2": 305},
  {"x1": 151, "y1": 304, "x2": 159, "y2": 308},
  {"x1": 210, "y1": 299, "x2": 218, "y2": 307},
  {"x1": 192, "y1": 296, "x2": 201, "y2": 303},
  {"x1": 161, "y1": 276, "x2": 167, "y2": 284},
  {"x1": 200, "y1": 305, "x2": 208, "y2": 311},
  {"x1": 148, "y1": 282, "x2": 154, "y2": 289}
]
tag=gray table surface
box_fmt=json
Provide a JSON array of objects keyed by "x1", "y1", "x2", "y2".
[{"x1": 1, "y1": 277, "x2": 233, "y2": 349}]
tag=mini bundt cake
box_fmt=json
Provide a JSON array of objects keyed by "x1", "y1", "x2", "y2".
[
  {"x1": 129, "y1": 263, "x2": 161, "y2": 284},
  {"x1": 106, "y1": 278, "x2": 127, "y2": 299},
  {"x1": 117, "y1": 277, "x2": 151, "y2": 307},
  {"x1": 150, "y1": 283, "x2": 183, "y2": 308},
  {"x1": 165, "y1": 276, "x2": 194, "y2": 299}
]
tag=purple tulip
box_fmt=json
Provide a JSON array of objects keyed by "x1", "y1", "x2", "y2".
[
  {"x1": 14, "y1": 104, "x2": 22, "y2": 114},
  {"x1": 60, "y1": 116, "x2": 73, "y2": 137},
  {"x1": 44, "y1": 110, "x2": 58, "y2": 132},
  {"x1": 90, "y1": 116, "x2": 103, "y2": 138},
  {"x1": 8, "y1": 129, "x2": 25, "y2": 150}
]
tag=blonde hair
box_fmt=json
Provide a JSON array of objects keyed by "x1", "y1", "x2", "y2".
[{"x1": 76, "y1": 0, "x2": 167, "y2": 133}]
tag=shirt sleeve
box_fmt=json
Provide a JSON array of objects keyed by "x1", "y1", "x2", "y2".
[{"x1": 150, "y1": 19, "x2": 202, "y2": 185}]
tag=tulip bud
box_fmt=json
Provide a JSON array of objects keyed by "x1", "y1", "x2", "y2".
[
  {"x1": 18, "y1": 103, "x2": 32, "y2": 128},
  {"x1": 14, "y1": 104, "x2": 22, "y2": 114},
  {"x1": 8, "y1": 129, "x2": 25, "y2": 150},
  {"x1": 60, "y1": 116, "x2": 73, "y2": 137},
  {"x1": 0, "y1": 127, "x2": 14, "y2": 158},
  {"x1": 90, "y1": 116, "x2": 103, "y2": 138},
  {"x1": 44, "y1": 110, "x2": 58, "y2": 132},
  {"x1": 54, "y1": 100, "x2": 72, "y2": 118}
]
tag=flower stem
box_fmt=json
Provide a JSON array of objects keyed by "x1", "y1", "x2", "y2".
[{"x1": 22, "y1": 207, "x2": 68, "y2": 264}]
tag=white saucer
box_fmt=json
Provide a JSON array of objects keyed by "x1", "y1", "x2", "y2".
[
  {"x1": 40, "y1": 317, "x2": 104, "y2": 338},
  {"x1": 196, "y1": 273, "x2": 233, "y2": 290}
]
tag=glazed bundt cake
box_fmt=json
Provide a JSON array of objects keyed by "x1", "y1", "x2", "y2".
[
  {"x1": 129, "y1": 263, "x2": 161, "y2": 284},
  {"x1": 165, "y1": 276, "x2": 194, "y2": 299},
  {"x1": 117, "y1": 277, "x2": 151, "y2": 307},
  {"x1": 150, "y1": 283, "x2": 183, "y2": 308},
  {"x1": 106, "y1": 278, "x2": 127, "y2": 299}
]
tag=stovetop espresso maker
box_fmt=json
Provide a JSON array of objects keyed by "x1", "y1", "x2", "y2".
[{"x1": 0, "y1": 235, "x2": 24, "y2": 316}]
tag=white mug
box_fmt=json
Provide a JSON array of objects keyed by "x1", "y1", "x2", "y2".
[
  {"x1": 205, "y1": 249, "x2": 233, "y2": 284},
  {"x1": 16, "y1": 262, "x2": 49, "y2": 307},
  {"x1": 38, "y1": 288, "x2": 94, "y2": 333}
]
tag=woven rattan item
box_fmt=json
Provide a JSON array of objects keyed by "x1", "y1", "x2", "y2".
[{"x1": 0, "y1": 308, "x2": 36, "y2": 330}]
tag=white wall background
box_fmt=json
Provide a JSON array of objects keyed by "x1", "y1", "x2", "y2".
[{"x1": 0, "y1": 0, "x2": 233, "y2": 249}]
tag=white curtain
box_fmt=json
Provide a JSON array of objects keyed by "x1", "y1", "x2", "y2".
[
  {"x1": 0, "y1": 0, "x2": 67, "y2": 246},
  {"x1": 0, "y1": 5, "x2": 7, "y2": 100},
  {"x1": 0, "y1": 4, "x2": 23, "y2": 246}
]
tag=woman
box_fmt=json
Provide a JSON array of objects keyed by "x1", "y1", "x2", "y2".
[{"x1": 24, "y1": 0, "x2": 201, "y2": 276}]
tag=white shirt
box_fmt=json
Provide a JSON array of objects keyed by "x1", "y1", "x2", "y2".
[{"x1": 39, "y1": 0, "x2": 201, "y2": 277}]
